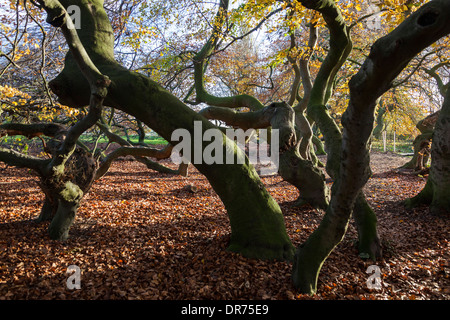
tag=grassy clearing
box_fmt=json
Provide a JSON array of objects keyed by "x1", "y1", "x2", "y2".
[
  {"x1": 371, "y1": 138, "x2": 413, "y2": 154},
  {"x1": 79, "y1": 134, "x2": 168, "y2": 146}
]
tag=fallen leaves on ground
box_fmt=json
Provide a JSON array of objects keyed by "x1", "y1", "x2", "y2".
[{"x1": 0, "y1": 152, "x2": 448, "y2": 300}]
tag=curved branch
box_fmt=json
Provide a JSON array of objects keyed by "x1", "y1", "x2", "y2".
[
  {"x1": 295, "y1": 0, "x2": 352, "y2": 179},
  {"x1": 422, "y1": 62, "x2": 450, "y2": 97},
  {"x1": 35, "y1": 0, "x2": 111, "y2": 174},
  {"x1": 300, "y1": 0, "x2": 352, "y2": 109},
  {"x1": 0, "y1": 122, "x2": 66, "y2": 139},
  {"x1": 199, "y1": 106, "x2": 271, "y2": 131},
  {"x1": 193, "y1": 0, "x2": 265, "y2": 111},
  {"x1": 289, "y1": 22, "x2": 318, "y2": 160},
  {"x1": 0, "y1": 147, "x2": 49, "y2": 173},
  {"x1": 200, "y1": 102, "x2": 298, "y2": 153},
  {"x1": 96, "y1": 119, "x2": 179, "y2": 176},
  {"x1": 288, "y1": 20, "x2": 317, "y2": 108},
  {"x1": 95, "y1": 145, "x2": 175, "y2": 179}
]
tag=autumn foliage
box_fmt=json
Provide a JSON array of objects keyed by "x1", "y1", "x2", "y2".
[{"x1": 0, "y1": 153, "x2": 448, "y2": 300}]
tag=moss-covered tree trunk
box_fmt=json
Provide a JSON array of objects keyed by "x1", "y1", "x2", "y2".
[
  {"x1": 401, "y1": 111, "x2": 438, "y2": 171},
  {"x1": 0, "y1": 123, "x2": 97, "y2": 240},
  {"x1": 406, "y1": 87, "x2": 450, "y2": 215},
  {"x1": 373, "y1": 101, "x2": 388, "y2": 140},
  {"x1": 199, "y1": 102, "x2": 330, "y2": 209},
  {"x1": 192, "y1": 1, "x2": 329, "y2": 209},
  {"x1": 352, "y1": 192, "x2": 382, "y2": 259},
  {"x1": 293, "y1": 0, "x2": 450, "y2": 294},
  {"x1": 37, "y1": 0, "x2": 294, "y2": 260},
  {"x1": 43, "y1": 146, "x2": 97, "y2": 240},
  {"x1": 95, "y1": 119, "x2": 181, "y2": 177},
  {"x1": 296, "y1": 0, "x2": 382, "y2": 260}
]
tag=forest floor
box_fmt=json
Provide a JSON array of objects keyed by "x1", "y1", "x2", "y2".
[{"x1": 0, "y1": 151, "x2": 448, "y2": 300}]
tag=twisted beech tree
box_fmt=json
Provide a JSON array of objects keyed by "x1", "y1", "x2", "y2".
[
  {"x1": 33, "y1": 0, "x2": 294, "y2": 261},
  {"x1": 193, "y1": 1, "x2": 330, "y2": 210},
  {"x1": 0, "y1": 123, "x2": 97, "y2": 240},
  {"x1": 0, "y1": 0, "x2": 111, "y2": 240},
  {"x1": 400, "y1": 64, "x2": 450, "y2": 205},
  {"x1": 402, "y1": 62, "x2": 448, "y2": 172},
  {"x1": 405, "y1": 86, "x2": 450, "y2": 215},
  {"x1": 10, "y1": 0, "x2": 449, "y2": 295},
  {"x1": 0, "y1": 88, "x2": 106, "y2": 242},
  {"x1": 192, "y1": 0, "x2": 383, "y2": 260},
  {"x1": 292, "y1": 0, "x2": 450, "y2": 293}
]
